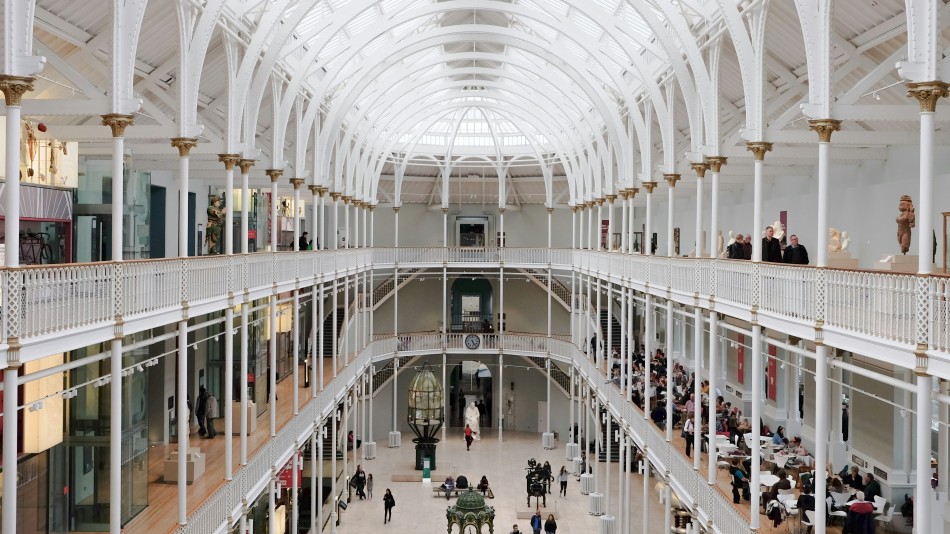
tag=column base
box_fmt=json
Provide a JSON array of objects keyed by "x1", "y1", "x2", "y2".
[
  {"x1": 598, "y1": 515, "x2": 615, "y2": 534},
  {"x1": 580, "y1": 473, "x2": 594, "y2": 494},
  {"x1": 588, "y1": 492, "x2": 605, "y2": 515},
  {"x1": 542, "y1": 432, "x2": 555, "y2": 450},
  {"x1": 567, "y1": 442, "x2": 580, "y2": 460},
  {"x1": 572, "y1": 456, "x2": 583, "y2": 476},
  {"x1": 363, "y1": 441, "x2": 376, "y2": 460},
  {"x1": 388, "y1": 431, "x2": 401, "y2": 448}
]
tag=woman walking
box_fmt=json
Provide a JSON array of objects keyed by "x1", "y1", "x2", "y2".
[
  {"x1": 367, "y1": 473, "x2": 374, "y2": 500},
  {"x1": 558, "y1": 466, "x2": 568, "y2": 496},
  {"x1": 544, "y1": 514, "x2": 558, "y2": 534},
  {"x1": 383, "y1": 489, "x2": 395, "y2": 524}
]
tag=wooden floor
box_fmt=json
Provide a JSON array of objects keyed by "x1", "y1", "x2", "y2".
[{"x1": 124, "y1": 358, "x2": 343, "y2": 534}]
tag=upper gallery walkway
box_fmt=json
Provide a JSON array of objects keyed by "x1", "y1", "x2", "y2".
[{"x1": 2, "y1": 248, "x2": 946, "y2": 378}]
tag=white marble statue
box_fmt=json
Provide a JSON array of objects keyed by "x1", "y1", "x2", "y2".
[
  {"x1": 464, "y1": 401, "x2": 481, "y2": 440},
  {"x1": 717, "y1": 231, "x2": 724, "y2": 257},
  {"x1": 840, "y1": 231, "x2": 851, "y2": 252},
  {"x1": 772, "y1": 220, "x2": 785, "y2": 241}
]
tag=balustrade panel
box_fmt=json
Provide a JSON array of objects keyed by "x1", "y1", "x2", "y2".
[
  {"x1": 187, "y1": 256, "x2": 232, "y2": 303},
  {"x1": 932, "y1": 276, "x2": 950, "y2": 352},
  {"x1": 22, "y1": 263, "x2": 114, "y2": 338},
  {"x1": 124, "y1": 260, "x2": 180, "y2": 317},
  {"x1": 825, "y1": 269, "x2": 915, "y2": 344},
  {"x1": 759, "y1": 263, "x2": 817, "y2": 322},
  {"x1": 715, "y1": 260, "x2": 753, "y2": 308}
]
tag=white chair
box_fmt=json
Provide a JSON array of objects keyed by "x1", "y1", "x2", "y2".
[
  {"x1": 875, "y1": 504, "x2": 894, "y2": 531},
  {"x1": 801, "y1": 509, "x2": 815, "y2": 531},
  {"x1": 788, "y1": 478, "x2": 797, "y2": 489},
  {"x1": 827, "y1": 497, "x2": 848, "y2": 526},
  {"x1": 872, "y1": 495, "x2": 887, "y2": 514},
  {"x1": 777, "y1": 494, "x2": 799, "y2": 532}
]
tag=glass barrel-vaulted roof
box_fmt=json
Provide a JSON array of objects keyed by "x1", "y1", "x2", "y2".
[{"x1": 244, "y1": 0, "x2": 701, "y2": 147}]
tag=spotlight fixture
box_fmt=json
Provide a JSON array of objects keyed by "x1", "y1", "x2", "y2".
[{"x1": 136, "y1": 364, "x2": 145, "y2": 373}]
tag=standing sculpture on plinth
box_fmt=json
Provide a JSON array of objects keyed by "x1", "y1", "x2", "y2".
[
  {"x1": 464, "y1": 401, "x2": 480, "y2": 441},
  {"x1": 206, "y1": 195, "x2": 225, "y2": 254},
  {"x1": 407, "y1": 364, "x2": 444, "y2": 470},
  {"x1": 896, "y1": 195, "x2": 916, "y2": 255}
]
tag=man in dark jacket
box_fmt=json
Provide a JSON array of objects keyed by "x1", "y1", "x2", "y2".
[
  {"x1": 298, "y1": 231, "x2": 310, "y2": 251},
  {"x1": 762, "y1": 226, "x2": 782, "y2": 262},
  {"x1": 783, "y1": 234, "x2": 809, "y2": 264},
  {"x1": 863, "y1": 473, "x2": 882, "y2": 502}
]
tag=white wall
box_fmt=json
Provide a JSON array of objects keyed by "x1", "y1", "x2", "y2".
[
  {"x1": 371, "y1": 204, "x2": 574, "y2": 248},
  {"x1": 372, "y1": 275, "x2": 571, "y2": 335}
]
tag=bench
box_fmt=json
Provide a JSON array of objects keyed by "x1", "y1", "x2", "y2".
[{"x1": 433, "y1": 486, "x2": 464, "y2": 498}]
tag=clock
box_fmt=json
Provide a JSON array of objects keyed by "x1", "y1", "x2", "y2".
[{"x1": 464, "y1": 334, "x2": 481, "y2": 350}]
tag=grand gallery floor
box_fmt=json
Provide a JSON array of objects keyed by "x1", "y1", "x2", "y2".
[{"x1": 115, "y1": 354, "x2": 850, "y2": 534}]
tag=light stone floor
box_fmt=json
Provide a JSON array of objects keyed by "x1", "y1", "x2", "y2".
[{"x1": 332, "y1": 429, "x2": 669, "y2": 534}]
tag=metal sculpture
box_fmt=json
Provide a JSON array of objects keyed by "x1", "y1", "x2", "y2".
[
  {"x1": 407, "y1": 363, "x2": 444, "y2": 470},
  {"x1": 524, "y1": 458, "x2": 551, "y2": 507}
]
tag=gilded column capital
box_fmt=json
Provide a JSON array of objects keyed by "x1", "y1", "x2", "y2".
[
  {"x1": 289, "y1": 178, "x2": 305, "y2": 190},
  {"x1": 330, "y1": 192, "x2": 342, "y2": 201},
  {"x1": 218, "y1": 153, "x2": 241, "y2": 170},
  {"x1": 170, "y1": 137, "x2": 198, "y2": 157},
  {"x1": 907, "y1": 81, "x2": 950, "y2": 113},
  {"x1": 393, "y1": 206, "x2": 400, "y2": 213},
  {"x1": 265, "y1": 169, "x2": 283, "y2": 183},
  {"x1": 746, "y1": 141, "x2": 773, "y2": 161},
  {"x1": 605, "y1": 194, "x2": 617, "y2": 203},
  {"x1": 584, "y1": 201, "x2": 594, "y2": 209},
  {"x1": 547, "y1": 207, "x2": 554, "y2": 214},
  {"x1": 627, "y1": 187, "x2": 639, "y2": 199},
  {"x1": 663, "y1": 173, "x2": 681, "y2": 188},
  {"x1": 368, "y1": 204, "x2": 376, "y2": 212},
  {"x1": 308, "y1": 185, "x2": 320, "y2": 196},
  {"x1": 342, "y1": 195, "x2": 352, "y2": 205},
  {"x1": 690, "y1": 162, "x2": 709, "y2": 178},
  {"x1": 317, "y1": 186, "x2": 328, "y2": 197},
  {"x1": 641, "y1": 182, "x2": 657, "y2": 194},
  {"x1": 619, "y1": 190, "x2": 629, "y2": 201},
  {"x1": 704, "y1": 156, "x2": 727, "y2": 173},
  {"x1": 498, "y1": 207, "x2": 506, "y2": 214},
  {"x1": 101, "y1": 113, "x2": 135, "y2": 137},
  {"x1": 238, "y1": 159, "x2": 256, "y2": 174},
  {"x1": 595, "y1": 197, "x2": 605, "y2": 206},
  {"x1": 441, "y1": 207, "x2": 449, "y2": 214},
  {"x1": 807, "y1": 119, "x2": 843, "y2": 143},
  {"x1": 570, "y1": 206, "x2": 578, "y2": 213},
  {"x1": 0, "y1": 75, "x2": 34, "y2": 106}
]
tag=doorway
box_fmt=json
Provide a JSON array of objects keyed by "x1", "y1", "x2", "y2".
[
  {"x1": 450, "y1": 276, "x2": 493, "y2": 333},
  {"x1": 449, "y1": 360, "x2": 492, "y2": 429}
]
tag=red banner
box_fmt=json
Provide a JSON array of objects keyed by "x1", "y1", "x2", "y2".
[
  {"x1": 737, "y1": 334, "x2": 745, "y2": 385},
  {"x1": 767, "y1": 344, "x2": 777, "y2": 401},
  {"x1": 278, "y1": 452, "x2": 302, "y2": 488}
]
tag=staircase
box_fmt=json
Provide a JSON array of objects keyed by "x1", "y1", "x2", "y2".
[
  {"x1": 371, "y1": 355, "x2": 418, "y2": 392},
  {"x1": 522, "y1": 356, "x2": 572, "y2": 397},
  {"x1": 320, "y1": 308, "x2": 346, "y2": 356},
  {"x1": 371, "y1": 268, "x2": 424, "y2": 309},
  {"x1": 599, "y1": 310, "x2": 623, "y2": 356},
  {"x1": 520, "y1": 268, "x2": 571, "y2": 311},
  {"x1": 597, "y1": 409, "x2": 622, "y2": 462},
  {"x1": 303, "y1": 415, "x2": 344, "y2": 459}
]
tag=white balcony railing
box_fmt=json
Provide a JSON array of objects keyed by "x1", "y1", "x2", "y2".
[{"x1": 1, "y1": 248, "x2": 936, "y2": 370}]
